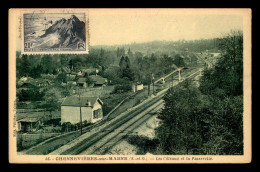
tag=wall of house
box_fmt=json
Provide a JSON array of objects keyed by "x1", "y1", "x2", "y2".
[
  {"x1": 137, "y1": 84, "x2": 144, "y2": 91},
  {"x1": 61, "y1": 106, "x2": 92, "y2": 124},
  {"x1": 91, "y1": 101, "x2": 103, "y2": 123},
  {"x1": 16, "y1": 121, "x2": 21, "y2": 131}
]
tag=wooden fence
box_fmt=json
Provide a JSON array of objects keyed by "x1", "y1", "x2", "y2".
[{"x1": 17, "y1": 133, "x2": 60, "y2": 151}]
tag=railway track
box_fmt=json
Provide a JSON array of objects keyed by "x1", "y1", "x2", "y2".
[
  {"x1": 57, "y1": 68, "x2": 200, "y2": 155},
  {"x1": 80, "y1": 101, "x2": 163, "y2": 155},
  {"x1": 60, "y1": 94, "x2": 165, "y2": 155}
]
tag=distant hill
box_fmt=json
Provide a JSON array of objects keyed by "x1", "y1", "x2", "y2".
[{"x1": 92, "y1": 39, "x2": 221, "y2": 54}]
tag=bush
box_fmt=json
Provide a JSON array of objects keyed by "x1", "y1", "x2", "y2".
[
  {"x1": 126, "y1": 135, "x2": 160, "y2": 154},
  {"x1": 44, "y1": 118, "x2": 61, "y2": 127},
  {"x1": 17, "y1": 88, "x2": 44, "y2": 102},
  {"x1": 61, "y1": 122, "x2": 76, "y2": 132},
  {"x1": 156, "y1": 80, "x2": 243, "y2": 155},
  {"x1": 113, "y1": 84, "x2": 132, "y2": 94},
  {"x1": 43, "y1": 126, "x2": 61, "y2": 133}
]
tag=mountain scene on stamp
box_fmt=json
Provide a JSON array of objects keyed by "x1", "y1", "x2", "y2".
[{"x1": 24, "y1": 14, "x2": 86, "y2": 49}]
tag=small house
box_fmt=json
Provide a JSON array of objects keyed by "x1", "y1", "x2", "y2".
[
  {"x1": 61, "y1": 96, "x2": 103, "y2": 124},
  {"x1": 77, "y1": 78, "x2": 87, "y2": 88},
  {"x1": 62, "y1": 67, "x2": 71, "y2": 75},
  {"x1": 136, "y1": 83, "x2": 144, "y2": 91},
  {"x1": 88, "y1": 75, "x2": 108, "y2": 87},
  {"x1": 67, "y1": 81, "x2": 77, "y2": 86},
  {"x1": 77, "y1": 70, "x2": 86, "y2": 77},
  {"x1": 70, "y1": 72, "x2": 77, "y2": 79},
  {"x1": 132, "y1": 82, "x2": 144, "y2": 92},
  {"x1": 18, "y1": 82, "x2": 37, "y2": 91},
  {"x1": 34, "y1": 79, "x2": 52, "y2": 87},
  {"x1": 16, "y1": 112, "x2": 51, "y2": 132},
  {"x1": 81, "y1": 68, "x2": 96, "y2": 76}
]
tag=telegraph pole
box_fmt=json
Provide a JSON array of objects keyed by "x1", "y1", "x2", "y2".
[
  {"x1": 152, "y1": 73, "x2": 155, "y2": 95},
  {"x1": 178, "y1": 68, "x2": 181, "y2": 82},
  {"x1": 78, "y1": 87, "x2": 83, "y2": 135},
  {"x1": 148, "y1": 82, "x2": 150, "y2": 96},
  {"x1": 172, "y1": 72, "x2": 174, "y2": 87}
]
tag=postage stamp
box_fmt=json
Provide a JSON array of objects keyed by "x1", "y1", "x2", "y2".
[
  {"x1": 20, "y1": 9, "x2": 89, "y2": 54},
  {"x1": 9, "y1": 8, "x2": 251, "y2": 164}
]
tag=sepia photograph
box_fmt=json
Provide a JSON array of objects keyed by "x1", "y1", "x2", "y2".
[{"x1": 8, "y1": 8, "x2": 251, "y2": 163}]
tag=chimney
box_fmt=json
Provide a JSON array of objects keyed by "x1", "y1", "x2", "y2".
[{"x1": 87, "y1": 100, "x2": 91, "y2": 106}]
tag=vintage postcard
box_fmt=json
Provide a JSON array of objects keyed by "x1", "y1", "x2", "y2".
[{"x1": 9, "y1": 8, "x2": 252, "y2": 164}]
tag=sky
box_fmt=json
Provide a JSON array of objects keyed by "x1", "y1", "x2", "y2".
[
  {"x1": 16, "y1": 9, "x2": 244, "y2": 49},
  {"x1": 89, "y1": 9, "x2": 243, "y2": 46}
]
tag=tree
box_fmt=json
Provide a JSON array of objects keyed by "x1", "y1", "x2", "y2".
[
  {"x1": 156, "y1": 80, "x2": 243, "y2": 155},
  {"x1": 124, "y1": 56, "x2": 131, "y2": 68},
  {"x1": 60, "y1": 55, "x2": 69, "y2": 66},
  {"x1": 119, "y1": 56, "x2": 126, "y2": 69},
  {"x1": 17, "y1": 87, "x2": 44, "y2": 102},
  {"x1": 122, "y1": 67, "x2": 134, "y2": 81},
  {"x1": 134, "y1": 51, "x2": 143, "y2": 59},
  {"x1": 52, "y1": 68, "x2": 58, "y2": 75},
  {"x1": 19, "y1": 55, "x2": 30, "y2": 77},
  {"x1": 68, "y1": 59, "x2": 73, "y2": 70},
  {"x1": 41, "y1": 55, "x2": 56, "y2": 74},
  {"x1": 56, "y1": 73, "x2": 67, "y2": 83},
  {"x1": 190, "y1": 53, "x2": 198, "y2": 67},
  {"x1": 173, "y1": 54, "x2": 185, "y2": 67},
  {"x1": 17, "y1": 89, "x2": 29, "y2": 102},
  {"x1": 150, "y1": 53, "x2": 157, "y2": 63},
  {"x1": 155, "y1": 31, "x2": 244, "y2": 155},
  {"x1": 200, "y1": 30, "x2": 243, "y2": 97},
  {"x1": 119, "y1": 56, "x2": 134, "y2": 81},
  {"x1": 29, "y1": 64, "x2": 43, "y2": 78},
  {"x1": 196, "y1": 31, "x2": 244, "y2": 155},
  {"x1": 200, "y1": 95, "x2": 243, "y2": 155},
  {"x1": 160, "y1": 54, "x2": 175, "y2": 74},
  {"x1": 156, "y1": 80, "x2": 204, "y2": 154},
  {"x1": 41, "y1": 88, "x2": 61, "y2": 117},
  {"x1": 127, "y1": 48, "x2": 134, "y2": 59},
  {"x1": 116, "y1": 47, "x2": 120, "y2": 58}
]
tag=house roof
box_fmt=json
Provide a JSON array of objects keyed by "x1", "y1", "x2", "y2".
[
  {"x1": 18, "y1": 78, "x2": 53, "y2": 88},
  {"x1": 19, "y1": 82, "x2": 37, "y2": 88},
  {"x1": 89, "y1": 75, "x2": 107, "y2": 85},
  {"x1": 50, "y1": 111, "x2": 61, "y2": 119},
  {"x1": 17, "y1": 111, "x2": 60, "y2": 122},
  {"x1": 61, "y1": 96, "x2": 103, "y2": 107},
  {"x1": 77, "y1": 78, "x2": 87, "y2": 84},
  {"x1": 171, "y1": 64, "x2": 178, "y2": 69},
  {"x1": 71, "y1": 72, "x2": 77, "y2": 75},
  {"x1": 62, "y1": 67, "x2": 71, "y2": 74},
  {"x1": 31, "y1": 78, "x2": 52, "y2": 85},
  {"x1": 17, "y1": 111, "x2": 48, "y2": 122},
  {"x1": 67, "y1": 81, "x2": 76, "y2": 84},
  {"x1": 19, "y1": 117, "x2": 43, "y2": 122},
  {"x1": 82, "y1": 68, "x2": 96, "y2": 75}
]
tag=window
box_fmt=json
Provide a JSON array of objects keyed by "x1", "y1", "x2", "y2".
[
  {"x1": 93, "y1": 109, "x2": 102, "y2": 119},
  {"x1": 93, "y1": 110, "x2": 98, "y2": 119}
]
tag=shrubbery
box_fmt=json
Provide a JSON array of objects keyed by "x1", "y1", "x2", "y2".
[
  {"x1": 155, "y1": 31, "x2": 244, "y2": 155},
  {"x1": 113, "y1": 84, "x2": 132, "y2": 94},
  {"x1": 17, "y1": 88, "x2": 44, "y2": 102},
  {"x1": 61, "y1": 120, "x2": 91, "y2": 132},
  {"x1": 126, "y1": 135, "x2": 160, "y2": 154}
]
